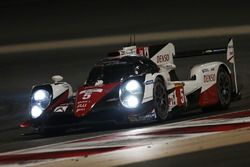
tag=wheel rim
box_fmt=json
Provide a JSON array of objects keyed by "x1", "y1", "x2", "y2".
[
  {"x1": 218, "y1": 71, "x2": 231, "y2": 105},
  {"x1": 154, "y1": 82, "x2": 168, "y2": 118}
]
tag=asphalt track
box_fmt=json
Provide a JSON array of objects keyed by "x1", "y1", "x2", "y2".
[{"x1": 0, "y1": 0, "x2": 250, "y2": 166}]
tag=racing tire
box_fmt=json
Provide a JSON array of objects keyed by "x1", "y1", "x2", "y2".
[
  {"x1": 216, "y1": 66, "x2": 232, "y2": 109},
  {"x1": 153, "y1": 77, "x2": 169, "y2": 121}
]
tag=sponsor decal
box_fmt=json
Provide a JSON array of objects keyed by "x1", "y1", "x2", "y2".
[
  {"x1": 144, "y1": 47, "x2": 149, "y2": 58},
  {"x1": 119, "y1": 46, "x2": 137, "y2": 56},
  {"x1": 168, "y1": 88, "x2": 178, "y2": 107},
  {"x1": 138, "y1": 110, "x2": 157, "y2": 121},
  {"x1": 54, "y1": 105, "x2": 68, "y2": 113},
  {"x1": 145, "y1": 80, "x2": 154, "y2": 85},
  {"x1": 79, "y1": 88, "x2": 103, "y2": 94},
  {"x1": 204, "y1": 74, "x2": 216, "y2": 83},
  {"x1": 76, "y1": 102, "x2": 87, "y2": 110},
  {"x1": 137, "y1": 47, "x2": 149, "y2": 58},
  {"x1": 79, "y1": 88, "x2": 103, "y2": 100},
  {"x1": 137, "y1": 48, "x2": 144, "y2": 56},
  {"x1": 202, "y1": 67, "x2": 215, "y2": 73},
  {"x1": 168, "y1": 97, "x2": 176, "y2": 107},
  {"x1": 202, "y1": 68, "x2": 209, "y2": 73},
  {"x1": 165, "y1": 64, "x2": 175, "y2": 69},
  {"x1": 157, "y1": 54, "x2": 169, "y2": 63},
  {"x1": 75, "y1": 83, "x2": 119, "y2": 117}
]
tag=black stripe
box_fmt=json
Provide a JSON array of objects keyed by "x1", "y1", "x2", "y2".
[
  {"x1": 175, "y1": 48, "x2": 227, "y2": 59},
  {"x1": 148, "y1": 44, "x2": 166, "y2": 58}
]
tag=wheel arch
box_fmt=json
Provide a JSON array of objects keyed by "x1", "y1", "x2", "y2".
[
  {"x1": 218, "y1": 63, "x2": 231, "y2": 76},
  {"x1": 155, "y1": 75, "x2": 165, "y2": 83},
  {"x1": 154, "y1": 74, "x2": 167, "y2": 87},
  {"x1": 217, "y1": 63, "x2": 234, "y2": 93}
]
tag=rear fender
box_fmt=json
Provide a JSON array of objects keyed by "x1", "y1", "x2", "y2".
[
  {"x1": 190, "y1": 62, "x2": 231, "y2": 92},
  {"x1": 190, "y1": 62, "x2": 231, "y2": 107}
]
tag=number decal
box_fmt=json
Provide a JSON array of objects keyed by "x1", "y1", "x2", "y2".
[
  {"x1": 180, "y1": 87, "x2": 185, "y2": 104},
  {"x1": 175, "y1": 85, "x2": 185, "y2": 106},
  {"x1": 82, "y1": 92, "x2": 91, "y2": 100}
]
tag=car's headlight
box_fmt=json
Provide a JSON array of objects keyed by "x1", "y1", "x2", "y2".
[
  {"x1": 119, "y1": 79, "x2": 143, "y2": 109},
  {"x1": 30, "y1": 89, "x2": 51, "y2": 118},
  {"x1": 31, "y1": 105, "x2": 43, "y2": 119}
]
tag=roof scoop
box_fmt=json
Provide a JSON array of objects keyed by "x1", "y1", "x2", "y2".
[{"x1": 52, "y1": 75, "x2": 63, "y2": 83}]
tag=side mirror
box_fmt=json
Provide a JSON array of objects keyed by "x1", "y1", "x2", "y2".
[{"x1": 52, "y1": 75, "x2": 64, "y2": 83}]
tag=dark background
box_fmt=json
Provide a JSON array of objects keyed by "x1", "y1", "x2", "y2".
[{"x1": 0, "y1": 0, "x2": 250, "y2": 154}]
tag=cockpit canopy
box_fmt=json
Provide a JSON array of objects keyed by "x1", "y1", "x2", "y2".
[{"x1": 85, "y1": 56, "x2": 158, "y2": 86}]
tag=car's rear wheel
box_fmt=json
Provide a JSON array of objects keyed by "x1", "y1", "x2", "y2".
[
  {"x1": 217, "y1": 66, "x2": 232, "y2": 109},
  {"x1": 153, "y1": 77, "x2": 169, "y2": 121}
]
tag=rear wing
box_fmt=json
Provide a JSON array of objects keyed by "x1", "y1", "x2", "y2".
[
  {"x1": 174, "y1": 38, "x2": 239, "y2": 96},
  {"x1": 175, "y1": 38, "x2": 234, "y2": 64}
]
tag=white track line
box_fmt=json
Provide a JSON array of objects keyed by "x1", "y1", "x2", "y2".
[
  {"x1": 0, "y1": 25, "x2": 250, "y2": 54},
  {"x1": 2, "y1": 110, "x2": 250, "y2": 155},
  {"x1": 39, "y1": 128, "x2": 250, "y2": 167}
]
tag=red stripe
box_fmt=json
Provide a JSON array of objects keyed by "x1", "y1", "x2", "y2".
[
  {"x1": 197, "y1": 109, "x2": 250, "y2": 120},
  {"x1": 0, "y1": 146, "x2": 128, "y2": 164},
  {"x1": 138, "y1": 122, "x2": 250, "y2": 136},
  {"x1": 199, "y1": 84, "x2": 219, "y2": 107},
  {"x1": 46, "y1": 90, "x2": 69, "y2": 112},
  {"x1": 71, "y1": 121, "x2": 250, "y2": 144}
]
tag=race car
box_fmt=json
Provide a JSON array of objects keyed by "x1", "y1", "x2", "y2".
[{"x1": 20, "y1": 38, "x2": 239, "y2": 132}]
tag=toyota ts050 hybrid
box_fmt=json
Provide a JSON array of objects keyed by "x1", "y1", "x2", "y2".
[{"x1": 20, "y1": 38, "x2": 239, "y2": 133}]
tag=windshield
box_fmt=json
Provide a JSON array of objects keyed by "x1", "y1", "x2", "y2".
[{"x1": 86, "y1": 64, "x2": 133, "y2": 85}]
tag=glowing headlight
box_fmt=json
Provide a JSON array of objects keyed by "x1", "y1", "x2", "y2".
[
  {"x1": 32, "y1": 89, "x2": 51, "y2": 109},
  {"x1": 125, "y1": 80, "x2": 141, "y2": 93},
  {"x1": 34, "y1": 90, "x2": 48, "y2": 101},
  {"x1": 125, "y1": 95, "x2": 139, "y2": 108},
  {"x1": 119, "y1": 80, "x2": 143, "y2": 109},
  {"x1": 31, "y1": 105, "x2": 43, "y2": 119},
  {"x1": 30, "y1": 89, "x2": 51, "y2": 119}
]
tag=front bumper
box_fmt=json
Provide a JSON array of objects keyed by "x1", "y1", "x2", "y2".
[{"x1": 22, "y1": 100, "x2": 155, "y2": 129}]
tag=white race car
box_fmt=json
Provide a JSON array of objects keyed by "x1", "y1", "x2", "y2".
[{"x1": 20, "y1": 38, "x2": 239, "y2": 132}]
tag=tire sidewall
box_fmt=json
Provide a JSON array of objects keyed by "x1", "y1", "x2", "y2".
[{"x1": 217, "y1": 67, "x2": 232, "y2": 109}]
